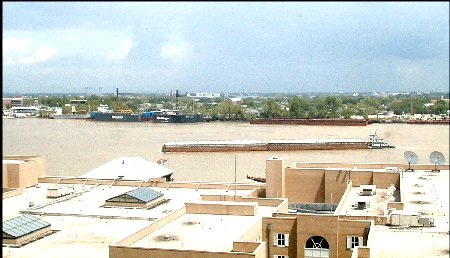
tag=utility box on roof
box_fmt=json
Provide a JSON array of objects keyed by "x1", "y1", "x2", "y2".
[
  {"x1": 388, "y1": 211, "x2": 420, "y2": 226},
  {"x1": 47, "y1": 186, "x2": 74, "y2": 198}
]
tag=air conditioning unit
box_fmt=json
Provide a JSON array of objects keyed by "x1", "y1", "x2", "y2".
[{"x1": 419, "y1": 217, "x2": 434, "y2": 227}]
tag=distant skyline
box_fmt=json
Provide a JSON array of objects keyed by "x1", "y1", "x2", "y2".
[{"x1": 3, "y1": 2, "x2": 449, "y2": 94}]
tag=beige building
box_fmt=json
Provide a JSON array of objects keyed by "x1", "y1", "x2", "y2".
[
  {"x1": 2, "y1": 155, "x2": 45, "y2": 189},
  {"x1": 2, "y1": 155, "x2": 449, "y2": 258}
]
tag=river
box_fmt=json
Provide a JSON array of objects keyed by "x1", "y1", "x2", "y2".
[{"x1": 2, "y1": 118, "x2": 449, "y2": 182}]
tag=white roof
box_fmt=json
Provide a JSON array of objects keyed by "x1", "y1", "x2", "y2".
[
  {"x1": 164, "y1": 140, "x2": 265, "y2": 146},
  {"x1": 3, "y1": 160, "x2": 26, "y2": 164},
  {"x1": 80, "y1": 156, "x2": 174, "y2": 180},
  {"x1": 268, "y1": 138, "x2": 366, "y2": 144}
]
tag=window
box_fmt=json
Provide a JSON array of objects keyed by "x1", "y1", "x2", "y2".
[
  {"x1": 274, "y1": 255, "x2": 289, "y2": 258},
  {"x1": 305, "y1": 236, "x2": 329, "y2": 258},
  {"x1": 346, "y1": 236, "x2": 363, "y2": 249},
  {"x1": 274, "y1": 233, "x2": 289, "y2": 247}
]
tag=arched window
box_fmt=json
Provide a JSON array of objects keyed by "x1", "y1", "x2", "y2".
[{"x1": 305, "y1": 235, "x2": 329, "y2": 258}]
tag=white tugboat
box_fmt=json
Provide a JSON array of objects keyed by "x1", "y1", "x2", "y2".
[{"x1": 368, "y1": 131, "x2": 395, "y2": 149}]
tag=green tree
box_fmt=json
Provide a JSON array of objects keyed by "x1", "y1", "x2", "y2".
[
  {"x1": 431, "y1": 100, "x2": 450, "y2": 115},
  {"x1": 288, "y1": 97, "x2": 306, "y2": 118},
  {"x1": 341, "y1": 104, "x2": 357, "y2": 119},
  {"x1": 260, "y1": 99, "x2": 282, "y2": 118},
  {"x1": 324, "y1": 96, "x2": 342, "y2": 118}
]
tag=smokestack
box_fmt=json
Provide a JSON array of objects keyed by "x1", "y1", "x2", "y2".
[
  {"x1": 116, "y1": 88, "x2": 119, "y2": 98},
  {"x1": 175, "y1": 90, "x2": 179, "y2": 110}
]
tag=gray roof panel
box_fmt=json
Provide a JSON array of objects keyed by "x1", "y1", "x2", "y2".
[
  {"x1": 125, "y1": 187, "x2": 163, "y2": 203},
  {"x1": 2, "y1": 215, "x2": 50, "y2": 239}
]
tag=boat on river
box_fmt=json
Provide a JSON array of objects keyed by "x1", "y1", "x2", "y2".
[{"x1": 162, "y1": 133, "x2": 394, "y2": 153}]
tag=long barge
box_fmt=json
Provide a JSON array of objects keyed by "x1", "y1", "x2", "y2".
[
  {"x1": 162, "y1": 136, "x2": 392, "y2": 153},
  {"x1": 250, "y1": 118, "x2": 369, "y2": 126},
  {"x1": 162, "y1": 132, "x2": 393, "y2": 152},
  {"x1": 162, "y1": 140, "x2": 267, "y2": 152},
  {"x1": 267, "y1": 139, "x2": 368, "y2": 151},
  {"x1": 407, "y1": 119, "x2": 450, "y2": 125}
]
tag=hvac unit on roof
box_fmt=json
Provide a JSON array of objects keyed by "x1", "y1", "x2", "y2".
[{"x1": 359, "y1": 185, "x2": 376, "y2": 196}]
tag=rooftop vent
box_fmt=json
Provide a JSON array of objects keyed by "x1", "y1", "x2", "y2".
[
  {"x1": 183, "y1": 220, "x2": 200, "y2": 225},
  {"x1": 154, "y1": 233, "x2": 179, "y2": 242}
]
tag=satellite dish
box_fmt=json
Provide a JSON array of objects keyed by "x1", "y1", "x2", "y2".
[
  {"x1": 429, "y1": 151, "x2": 445, "y2": 172},
  {"x1": 404, "y1": 151, "x2": 419, "y2": 171}
]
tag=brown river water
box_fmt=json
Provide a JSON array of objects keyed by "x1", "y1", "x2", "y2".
[{"x1": 2, "y1": 118, "x2": 449, "y2": 182}]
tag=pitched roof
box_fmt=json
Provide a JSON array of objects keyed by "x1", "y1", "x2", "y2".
[
  {"x1": 3, "y1": 215, "x2": 50, "y2": 239},
  {"x1": 80, "y1": 156, "x2": 174, "y2": 180}
]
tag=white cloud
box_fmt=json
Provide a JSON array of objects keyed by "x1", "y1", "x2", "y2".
[
  {"x1": 3, "y1": 36, "x2": 56, "y2": 65},
  {"x1": 3, "y1": 36, "x2": 33, "y2": 54},
  {"x1": 17, "y1": 46, "x2": 56, "y2": 64},
  {"x1": 107, "y1": 39, "x2": 135, "y2": 60},
  {"x1": 160, "y1": 40, "x2": 194, "y2": 64}
]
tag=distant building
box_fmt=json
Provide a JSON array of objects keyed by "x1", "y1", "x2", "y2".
[
  {"x1": 69, "y1": 99, "x2": 87, "y2": 106},
  {"x1": 2, "y1": 97, "x2": 23, "y2": 108},
  {"x1": 11, "y1": 106, "x2": 39, "y2": 116},
  {"x1": 187, "y1": 92, "x2": 221, "y2": 98},
  {"x1": 10, "y1": 97, "x2": 24, "y2": 107}
]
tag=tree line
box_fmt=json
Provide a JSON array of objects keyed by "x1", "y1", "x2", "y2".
[{"x1": 21, "y1": 93, "x2": 450, "y2": 121}]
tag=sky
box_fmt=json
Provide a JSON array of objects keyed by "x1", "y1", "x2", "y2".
[{"x1": 2, "y1": 2, "x2": 449, "y2": 94}]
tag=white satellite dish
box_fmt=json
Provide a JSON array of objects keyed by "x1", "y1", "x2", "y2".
[
  {"x1": 429, "y1": 151, "x2": 445, "y2": 172},
  {"x1": 404, "y1": 151, "x2": 419, "y2": 171}
]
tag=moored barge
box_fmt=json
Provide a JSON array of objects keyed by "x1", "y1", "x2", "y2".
[
  {"x1": 407, "y1": 119, "x2": 450, "y2": 125},
  {"x1": 250, "y1": 118, "x2": 369, "y2": 126}
]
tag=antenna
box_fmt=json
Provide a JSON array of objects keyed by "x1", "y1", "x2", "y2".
[
  {"x1": 403, "y1": 151, "x2": 419, "y2": 171},
  {"x1": 429, "y1": 151, "x2": 445, "y2": 172},
  {"x1": 234, "y1": 155, "x2": 237, "y2": 198}
]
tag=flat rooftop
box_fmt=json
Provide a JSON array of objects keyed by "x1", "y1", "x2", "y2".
[
  {"x1": 2, "y1": 160, "x2": 26, "y2": 164},
  {"x1": 2, "y1": 183, "x2": 254, "y2": 257},
  {"x1": 368, "y1": 169, "x2": 449, "y2": 257},
  {"x1": 336, "y1": 186, "x2": 393, "y2": 217},
  {"x1": 130, "y1": 200, "x2": 276, "y2": 251},
  {"x1": 3, "y1": 183, "x2": 252, "y2": 220},
  {"x1": 131, "y1": 213, "x2": 261, "y2": 252}
]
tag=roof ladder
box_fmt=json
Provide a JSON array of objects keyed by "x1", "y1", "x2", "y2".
[
  {"x1": 83, "y1": 178, "x2": 89, "y2": 186},
  {"x1": 110, "y1": 178, "x2": 116, "y2": 187},
  {"x1": 196, "y1": 181, "x2": 202, "y2": 191},
  {"x1": 138, "y1": 180, "x2": 144, "y2": 187},
  {"x1": 166, "y1": 181, "x2": 172, "y2": 191},
  {"x1": 226, "y1": 182, "x2": 231, "y2": 192},
  {"x1": 56, "y1": 176, "x2": 63, "y2": 185}
]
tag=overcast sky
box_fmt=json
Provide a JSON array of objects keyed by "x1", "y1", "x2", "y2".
[{"x1": 3, "y1": 2, "x2": 449, "y2": 94}]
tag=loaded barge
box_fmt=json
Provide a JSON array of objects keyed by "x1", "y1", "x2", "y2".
[
  {"x1": 162, "y1": 132, "x2": 393, "y2": 153},
  {"x1": 89, "y1": 104, "x2": 204, "y2": 123},
  {"x1": 250, "y1": 118, "x2": 369, "y2": 126}
]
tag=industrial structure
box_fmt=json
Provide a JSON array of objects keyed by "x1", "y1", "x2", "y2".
[{"x1": 2, "y1": 155, "x2": 449, "y2": 257}]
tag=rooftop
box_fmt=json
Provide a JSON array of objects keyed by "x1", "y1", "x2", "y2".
[
  {"x1": 2, "y1": 182, "x2": 255, "y2": 257},
  {"x1": 80, "y1": 156, "x2": 174, "y2": 180},
  {"x1": 367, "y1": 169, "x2": 449, "y2": 258}
]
